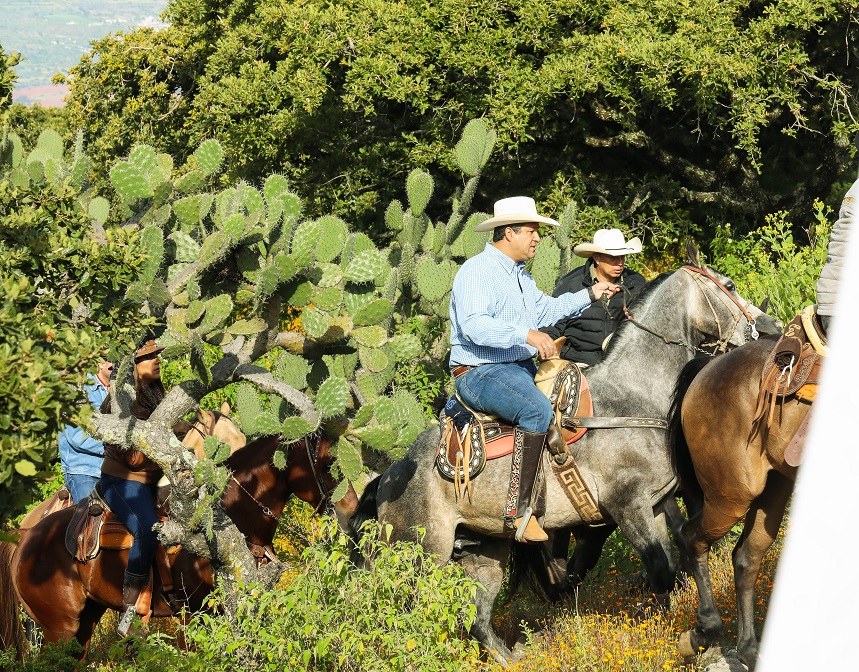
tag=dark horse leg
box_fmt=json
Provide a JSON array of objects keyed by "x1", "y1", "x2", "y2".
[
  {"x1": 678, "y1": 489, "x2": 740, "y2": 657},
  {"x1": 459, "y1": 538, "x2": 513, "y2": 666},
  {"x1": 610, "y1": 501, "x2": 676, "y2": 602},
  {"x1": 568, "y1": 524, "x2": 617, "y2": 587},
  {"x1": 733, "y1": 472, "x2": 792, "y2": 670}
]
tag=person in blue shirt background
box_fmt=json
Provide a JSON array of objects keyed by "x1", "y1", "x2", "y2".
[
  {"x1": 59, "y1": 360, "x2": 113, "y2": 503},
  {"x1": 449, "y1": 196, "x2": 619, "y2": 543}
]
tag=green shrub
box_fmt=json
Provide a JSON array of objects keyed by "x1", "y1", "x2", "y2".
[
  {"x1": 709, "y1": 200, "x2": 832, "y2": 326},
  {"x1": 107, "y1": 519, "x2": 482, "y2": 672}
]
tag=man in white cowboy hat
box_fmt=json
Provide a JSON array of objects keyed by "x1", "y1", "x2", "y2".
[
  {"x1": 449, "y1": 197, "x2": 620, "y2": 543},
  {"x1": 543, "y1": 228, "x2": 646, "y2": 366}
]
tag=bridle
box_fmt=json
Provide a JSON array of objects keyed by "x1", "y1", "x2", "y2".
[
  {"x1": 187, "y1": 410, "x2": 220, "y2": 443},
  {"x1": 623, "y1": 265, "x2": 759, "y2": 356},
  {"x1": 227, "y1": 435, "x2": 335, "y2": 567}
]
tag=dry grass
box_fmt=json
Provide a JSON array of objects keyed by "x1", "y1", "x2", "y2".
[{"x1": 494, "y1": 522, "x2": 786, "y2": 671}]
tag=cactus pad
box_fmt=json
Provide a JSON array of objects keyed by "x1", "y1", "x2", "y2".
[
  {"x1": 176, "y1": 170, "x2": 206, "y2": 195},
  {"x1": 252, "y1": 413, "x2": 282, "y2": 436},
  {"x1": 350, "y1": 424, "x2": 396, "y2": 453},
  {"x1": 110, "y1": 162, "x2": 152, "y2": 200},
  {"x1": 388, "y1": 333, "x2": 421, "y2": 360},
  {"x1": 528, "y1": 237, "x2": 561, "y2": 294},
  {"x1": 316, "y1": 376, "x2": 350, "y2": 418},
  {"x1": 291, "y1": 220, "x2": 319, "y2": 262},
  {"x1": 415, "y1": 256, "x2": 454, "y2": 302},
  {"x1": 343, "y1": 284, "x2": 375, "y2": 314},
  {"x1": 301, "y1": 306, "x2": 329, "y2": 339},
  {"x1": 359, "y1": 346, "x2": 389, "y2": 373},
  {"x1": 344, "y1": 249, "x2": 387, "y2": 283},
  {"x1": 385, "y1": 200, "x2": 405, "y2": 232},
  {"x1": 281, "y1": 416, "x2": 315, "y2": 441},
  {"x1": 314, "y1": 216, "x2": 349, "y2": 263},
  {"x1": 353, "y1": 298, "x2": 393, "y2": 326},
  {"x1": 352, "y1": 403, "x2": 375, "y2": 428},
  {"x1": 228, "y1": 317, "x2": 268, "y2": 335},
  {"x1": 194, "y1": 139, "x2": 224, "y2": 176},
  {"x1": 312, "y1": 287, "x2": 343, "y2": 312},
  {"x1": 186, "y1": 300, "x2": 206, "y2": 325},
  {"x1": 319, "y1": 316, "x2": 353, "y2": 343},
  {"x1": 199, "y1": 294, "x2": 233, "y2": 333},
  {"x1": 406, "y1": 169, "x2": 434, "y2": 217},
  {"x1": 351, "y1": 326, "x2": 388, "y2": 348},
  {"x1": 88, "y1": 197, "x2": 110, "y2": 225},
  {"x1": 334, "y1": 437, "x2": 363, "y2": 481},
  {"x1": 454, "y1": 118, "x2": 496, "y2": 177},
  {"x1": 274, "y1": 351, "x2": 311, "y2": 390},
  {"x1": 236, "y1": 383, "x2": 264, "y2": 425},
  {"x1": 168, "y1": 231, "x2": 201, "y2": 263}
]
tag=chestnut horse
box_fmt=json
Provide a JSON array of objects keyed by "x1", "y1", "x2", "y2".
[
  {"x1": 0, "y1": 432, "x2": 354, "y2": 660},
  {"x1": 668, "y1": 336, "x2": 809, "y2": 669}
]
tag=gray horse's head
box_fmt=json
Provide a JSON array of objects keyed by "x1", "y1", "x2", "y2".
[{"x1": 684, "y1": 241, "x2": 780, "y2": 349}]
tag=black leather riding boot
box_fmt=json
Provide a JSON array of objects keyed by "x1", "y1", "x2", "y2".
[
  {"x1": 117, "y1": 571, "x2": 148, "y2": 637},
  {"x1": 504, "y1": 428, "x2": 549, "y2": 543}
]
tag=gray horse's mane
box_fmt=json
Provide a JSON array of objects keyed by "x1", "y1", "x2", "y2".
[{"x1": 602, "y1": 269, "x2": 673, "y2": 359}]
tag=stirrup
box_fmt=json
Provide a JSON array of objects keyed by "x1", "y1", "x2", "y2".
[
  {"x1": 117, "y1": 604, "x2": 137, "y2": 637},
  {"x1": 514, "y1": 506, "x2": 534, "y2": 542}
]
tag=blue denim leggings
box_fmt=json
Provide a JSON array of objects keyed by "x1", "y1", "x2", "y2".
[
  {"x1": 63, "y1": 473, "x2": 100, "y2": 504},
  {"x1": 454, "y1": 360, "x2": 553, "y2": 433},
  {"x1": 100, "y1": 475, "x2": 159, "y2": 577}
]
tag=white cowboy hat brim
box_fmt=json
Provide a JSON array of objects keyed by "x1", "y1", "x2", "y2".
[
  {"x1": 474, "y1": 212, "x2": 559, "y2": 232},
  {"x1": 573, "y1": 237, "x2": 642, "y2": 258}
]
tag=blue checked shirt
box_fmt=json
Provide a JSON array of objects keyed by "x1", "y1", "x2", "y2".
[{"x1": 450, "y1": 243, "x2": 591, "y2": 366}]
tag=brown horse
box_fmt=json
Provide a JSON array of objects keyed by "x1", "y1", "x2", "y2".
[
  {"x1": 668, "y1": 335, "x2": 809, "y2": 669},
  {"x1": 17, "y1": 404, "x2": 246, "y2": 532},
  {"x1": 0, "y1": 432, "x2": 356, "y2": 660}
]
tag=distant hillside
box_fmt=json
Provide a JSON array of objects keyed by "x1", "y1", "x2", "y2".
[{"x1": 0, "y1": 1, "x2": 167, "y2": 106}]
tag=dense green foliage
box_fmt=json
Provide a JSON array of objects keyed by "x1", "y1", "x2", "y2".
[
  {"x1": 90, "y1": 520, "x2": 481, "y2": 672},
  {"x1": 0, "y1": 43, "x2": 20, "y2": 113},
  {"x1": 60, "y1": 0, "x2": 859, "y2": 250},
  {"x1": 0, "y1": 127, "x2": 144, "y2": 521},
  {"x1": 711, "y1": 200, "x2": 833, "y2": 325}
]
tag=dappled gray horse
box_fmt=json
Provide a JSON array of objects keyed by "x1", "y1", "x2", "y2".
[{"x1": 350, "y1": 251, "x2": 779, "y2": 664}]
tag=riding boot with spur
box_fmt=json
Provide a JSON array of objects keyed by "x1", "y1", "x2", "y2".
[
  {"x1": 117, "y1": 571, "x2": 149, "y2": 637},
  {"x1": 504, "y1": 428, "x2": 549, "y2": 543}
]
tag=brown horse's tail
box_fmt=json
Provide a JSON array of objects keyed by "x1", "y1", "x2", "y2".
[
  {"x1": 668, "y1": 356, "x2": 711, "y2": 503},
  {"x1": 0, "y1": 540, "x2": 27, "y2": 663}
]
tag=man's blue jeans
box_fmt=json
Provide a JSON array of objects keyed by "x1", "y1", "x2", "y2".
[
  {"x1": 454, "y1": 360, "x2": 553, "y2": 433},
  {"x1": 100, "y1": 475, "x2": 159, "y2": 577},
  {"x1": 63, "y1": 473, "x2": 99, "y2": 504}
]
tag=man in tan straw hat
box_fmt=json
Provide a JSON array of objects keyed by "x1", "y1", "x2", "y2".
[
  {"x1": 543, "y1": 228, "x2": 646, "y2": 365},
  {"x1": 449, "y1": 197, "x2": 620, "y2": 543}
]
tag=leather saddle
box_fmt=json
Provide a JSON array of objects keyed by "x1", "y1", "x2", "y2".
[
  {"x1": 754, "y1": 305, "x2": 827, "y2": 469},
  {"x1": 436, "y1": 350, "x2": 593, "y2": 485},
  {"x1": 65, "y1": 485, "x2": 179, "y2": 616},
  {"x1": 754, "y1": 305, "x2": 824, "y2": 428}
]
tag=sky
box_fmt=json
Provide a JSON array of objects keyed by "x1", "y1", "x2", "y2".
[{"x1": 0, "y1": 1, "x2": 168, "y2": 106}]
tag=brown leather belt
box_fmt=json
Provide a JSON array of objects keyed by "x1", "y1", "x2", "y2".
[{"x1": 451, "y1": 365, "x2": 475, "y2": 379}]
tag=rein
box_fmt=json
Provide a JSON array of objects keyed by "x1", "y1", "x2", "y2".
[
  {"x1": 187, "y1": 410, "x2": 219, "y2": 443},
  {"x1": 622, "y1": 265, "x2": 758, "y2": 356}
]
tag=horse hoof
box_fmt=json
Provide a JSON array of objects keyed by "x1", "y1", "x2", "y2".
[{"x1": 679, "y1": 630, "x2": 698, "y2": 658}]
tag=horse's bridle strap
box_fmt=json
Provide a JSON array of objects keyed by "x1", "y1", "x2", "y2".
[{"x1": 681, "y1": 265, "x2": 755, "y2": 324}]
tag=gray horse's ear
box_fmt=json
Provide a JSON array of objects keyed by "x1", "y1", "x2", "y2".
[
  {"x1": 685, "y1": 239, "x2": 702, "y2": 268},
  {"x1": 758, "y1": 297, "x2": 770, "y2": 313}
]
